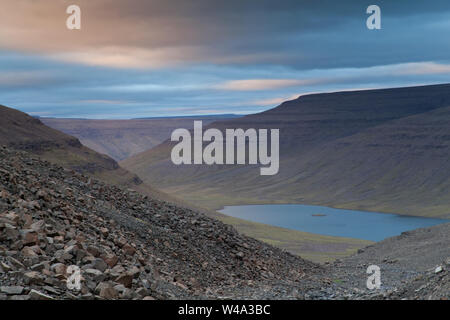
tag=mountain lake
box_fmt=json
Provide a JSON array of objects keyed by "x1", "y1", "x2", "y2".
[{"x1": 219, "y1": 204, "x2": 448, "y2": 241}]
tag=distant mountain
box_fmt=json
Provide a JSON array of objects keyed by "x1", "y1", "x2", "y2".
[
  {"x1": 42, "y1": 116, "x2": 239, "y2": 161},
  {"x1": 121, "y1": 84, "x2": 450, "y2": 218},
  {"x1": 133, "y1": 114, "x2": 243, "y2": 120}
]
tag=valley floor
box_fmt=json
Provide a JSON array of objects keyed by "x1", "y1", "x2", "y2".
[{"x1": 208, "y1": 211, "x2": 373, "y2": 263}]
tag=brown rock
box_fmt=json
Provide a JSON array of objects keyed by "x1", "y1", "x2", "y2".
[
  {"x1": 21, "y1": 214, "x2": 33, "y2": 228},
  {"x1": 99, "y1": 227, "x2": 109, "y2": 237},
  {"x1": 36, "y1": 190, "x2": 48, "y2": 200},
  {"x1": 30, "y1": 220, "x2": 45, "y2": 232},
  {"x1": 24, "y1": 271, "x2": 44, "y2": 285},
  {"x1": 122, "y1": 243, "x2": 136, "y2": 256},
  {"x1": 4, "y1": 224, "x2": 19, "y2": 240},
  {"x1": 21, "y1": 246, "x2": 38, "y2": 257},
  {"x1": 128, "y1": 266, "x2": 140, "y2": 279},
  {"x1": 22, "y1": 230, "x2": 39, "y2": 245},
  {"x1": 102, "y1": 254, "x2": 119, "y2": 268},
  {"x1": 53, "y1": 235, "x2": 64, "y2": 243},
  {"x1": 87, "y1": 245, "x2": 101, "y2": 257},
  {"x1": 3, "y1": 212, "x2": 19, "y2": 224},
  {"x1": 0, "y1": 190, "x2": 9, "y2": 199},
  {"x1": 115, "y1": 273, "x2": 133, "y2": 288},
  {"x1": 51, "y1": 263, "x2": 67, "y2": 275},
  {"x1": 115, "y1": 237, "x2": 127, "y2": 248},
  {"x1": 99, "y1": 286, "x2": 118, "y2": 299}
]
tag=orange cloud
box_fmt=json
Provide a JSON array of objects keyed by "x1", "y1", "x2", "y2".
[
  {"x1": 49, "y1": 46, "x2": 203, "y2": 69},
  {"x1": 0, "y1": 1, "x2": 216, "y2": 69}
]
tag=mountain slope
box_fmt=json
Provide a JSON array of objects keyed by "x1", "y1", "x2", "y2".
[
  {"x1": 0, "y1": 146, "x2": 320, "y2": 299},
  {"x1": 0, "y1": 105, "x2": 169, "y2": 200},
  {"x1": 269, "y1": 105, "x2": 450, "y2": 217},
  {"x1": 121, "y1": 84, "x2": 450, "y2": 218}
]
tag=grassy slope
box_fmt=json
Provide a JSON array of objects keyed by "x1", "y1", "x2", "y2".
[
  {"x1": 173, "y1": 106, "x2": 450, "y2": 218},
  {"x1": 121, "y1": 84, "x2": 450, "y2": 219},
  {"x1": 209, "y1": 211, "x2": 373, "y2": 263}
]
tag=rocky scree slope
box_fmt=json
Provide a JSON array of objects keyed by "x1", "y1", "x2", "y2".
[
  {"x1": 0, "y1": 146, "x2": 320, "y2": 300},
  {"x1": 308, "y1": 222, "x2": 450, "y2": 300}
]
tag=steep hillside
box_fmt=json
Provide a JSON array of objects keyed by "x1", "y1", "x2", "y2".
[
  {"x1": 121, "y1": 84, "x2": 450, "y2": 218},
  {"x1": 0, "y1": 105, "x2": 167, "y2": 199},
  {"x1": 0, "y1": 146, "x2": 319, "y2": 299},
  {"x1": 42, "y1": 117, "x2": 231, "y2": 161},
  {"x1": 269, "y1": 106, "x2": 450, "y2": 217}
]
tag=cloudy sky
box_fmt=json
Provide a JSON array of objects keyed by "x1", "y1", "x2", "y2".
[{"x1": 1, "y1": 0, "x2": 450, "y2": 118}]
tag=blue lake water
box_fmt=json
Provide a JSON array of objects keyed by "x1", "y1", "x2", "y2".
[{"x1": 219, "y1": 204, "x2": 448, "y2": 241}]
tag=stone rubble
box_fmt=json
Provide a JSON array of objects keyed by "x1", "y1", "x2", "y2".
[{"x1": 0, "y1": 146, "x2": 320, "y2": 300}]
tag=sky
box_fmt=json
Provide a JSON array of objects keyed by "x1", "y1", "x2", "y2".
[{"x1": 1, "y1": 0, "x2": 450, "y2": 119}]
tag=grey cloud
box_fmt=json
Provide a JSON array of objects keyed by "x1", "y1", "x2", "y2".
[{"x1": 1, "y1": 1, "x2": 450, "y2": 69}]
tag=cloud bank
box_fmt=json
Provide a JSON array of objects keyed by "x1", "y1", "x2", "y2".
[{"x1": 1, "y1": 0, "x2": 450, "y2": 117}]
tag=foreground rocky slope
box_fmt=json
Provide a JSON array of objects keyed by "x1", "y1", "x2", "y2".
[
  {"x1": 311, "y1": 223, "x2": 450, "y2": 300},
  {"x1": 0, "y1": 146, "x2": 320, "y2": 300}
]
